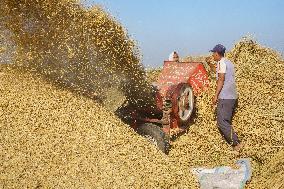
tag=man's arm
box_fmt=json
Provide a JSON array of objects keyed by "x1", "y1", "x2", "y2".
[
  {"x1": 216, "y1": 73, "x2": 225, "y2": 97},
  {"x1": 212, "y1": 57, "x2": 227, "y2": 104},
  {"x1": 212, "y1": 73, "x2": 225, "y2": 105}
]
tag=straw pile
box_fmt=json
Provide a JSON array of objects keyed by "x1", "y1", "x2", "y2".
[
  {"x1": 0, "y1": 1, "x2": 197, "y2": 188},
  {"x1": 0, "y1": 0, "x2": 155, "y2": 109},
  {"x1": 0, "y1": 0, "x2": 283, "y2": 187},
  {"x1": 0, "y1": 65, "x2": 198, "y2": 188},
  {"x1": 0, "y1": 1, "x2": 199, "y2": 188},
  {"x1": 249, "y1": 149, "x2": 284, "y2": 189},
  {"x1": 227, "y1": 39, "x2": 284, "y2": 188}
]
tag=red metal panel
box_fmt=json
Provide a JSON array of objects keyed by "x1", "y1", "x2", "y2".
[
  {"x1": 189, "y1": 64, "x2": 210, "y2": 94},
  {"x1": 157, "y1": 61, "x2": 209, "y2": 97},
  {"x1": 158, "y1": 61, "x2": 198, "y2": 84}
]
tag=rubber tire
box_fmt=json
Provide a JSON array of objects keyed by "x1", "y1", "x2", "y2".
[{"x1": 137, "y1": 123, "x2": 170, "y2": 155}]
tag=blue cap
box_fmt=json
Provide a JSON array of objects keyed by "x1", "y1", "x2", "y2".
[{"x1": 210, "y1": 44, "x2": 226, "y2": 54}]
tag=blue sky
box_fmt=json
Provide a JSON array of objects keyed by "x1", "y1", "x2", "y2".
[{"x1": 83, "y1": 0, "x2": 284, "y2": 67}]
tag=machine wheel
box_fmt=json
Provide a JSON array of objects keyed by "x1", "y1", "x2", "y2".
[
  {"x1": 137, "y1": 123, "x2": 170, "y2": 154},
  {"x1": 177, "y1": 84, "x2": 195, "y2": 124}
]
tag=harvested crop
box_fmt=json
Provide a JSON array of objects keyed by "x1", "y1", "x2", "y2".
[
  {"x1": 0, "y1": 1, "x2": 196, "y2": 188},
  {"x1": 249, "y1": 149, "x2": 284, "y2": 189},
  {"x1": 0, "y1": 0, "x2": 283, "y2": 187},
  {"x1": 0, "y1": 0, "x2": 155, "y2": 110},
  {"x1": 0, "y1": 66, "x2": 198, "y2": 188}
]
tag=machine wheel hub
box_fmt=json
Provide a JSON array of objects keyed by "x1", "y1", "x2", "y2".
[{"x1": 178, "y1": 85, "x2": 194, "y2": 122}]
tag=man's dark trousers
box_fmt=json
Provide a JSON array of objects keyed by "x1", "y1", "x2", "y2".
[{"x1": 217, "y1": 99, "x2": 240, "y2": 146}]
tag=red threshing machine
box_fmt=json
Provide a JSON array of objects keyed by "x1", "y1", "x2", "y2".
[{"x1": 116, "y1": 61, "x2": 209, "y2": 154}]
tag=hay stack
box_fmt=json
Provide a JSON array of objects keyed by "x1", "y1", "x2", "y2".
[
  {"x1": 249, "y1": 149, "x2": 284, "y2": 189},
  {"x1": 0, "y1": 66, "x2": 198, "y2": 188},
  {"x1": 0, "y1": 0, "x2": 283, "y2": 186},
  {"x1": 0, "y1": 0, "x2": 155, "y2": 110},
  {"x1": 0, "y1": 1, "x2": 196, "y2": 188}
]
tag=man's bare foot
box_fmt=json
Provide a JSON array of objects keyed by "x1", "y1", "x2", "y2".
[{"x1": 233, "y1": 143, "x2": 243, "y2": 152}]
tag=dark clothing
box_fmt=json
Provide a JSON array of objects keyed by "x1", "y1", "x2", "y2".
[{"x1": 217, "y1": 99, "x2": 240, "y2": 147}]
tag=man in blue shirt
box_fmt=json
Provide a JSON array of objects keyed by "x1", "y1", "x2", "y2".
[{"x1": 206, "y1": 44, "x2": 242, "y2": 152}]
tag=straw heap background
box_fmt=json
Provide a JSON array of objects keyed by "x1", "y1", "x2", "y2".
[
  {"x1": 0, "y1": 0, "x2": 155, "y2": 110},
  {"x1": 0, "y1": 66, "x2": 198, "y2": 188},
  {"x1": 0, "y1": 1, "x2": 196, "y2": 188},
  {"x1": 0, "y1": 0, "x2": 283, "y2": 188}
]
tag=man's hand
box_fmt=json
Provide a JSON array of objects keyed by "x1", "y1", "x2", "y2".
[{"x1": 212, "y1": 95, "x2": 218, "y2": 106}]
